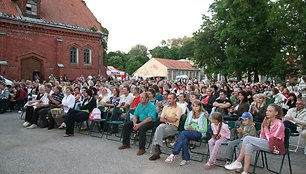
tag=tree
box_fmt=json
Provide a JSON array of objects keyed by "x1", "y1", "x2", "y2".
[
  {"x1": 268, "y1": 0, "x2": 306, "y2": 78},
  {"x1": 106, "y1": 51, "x2": 127, "y2": 70},
  {"x1": 208, "y1": 0, "x2": 275, "y2": 81},
  {"x1": 125, "y1": 45, "x2": 149, "y2": 74}
]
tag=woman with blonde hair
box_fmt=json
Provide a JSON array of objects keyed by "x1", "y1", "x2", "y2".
[
  {"x1": 165, "y1": 100, "x2": 208, "y2": 166},
  {"x1": 249, "y1": 93, "x2": 267, "y2": 123}
]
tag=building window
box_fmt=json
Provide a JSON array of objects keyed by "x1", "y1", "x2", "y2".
[
  {"x1": 84, "y1": 48, "x2": 92, "y2": 65},
  {"x1": 70, "y1": 47, "x2": 78, "y2": 64},
  {"x1": 26, "y1": 0, "x2": 38, "y2": 16}
]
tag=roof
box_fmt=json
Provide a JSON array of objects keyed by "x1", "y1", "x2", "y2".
[
  {"x1": 0, "y1": 0, "x2": 102, "y2": 30},
  {"x1": 154, "y1": 58, "x2": 199, "y2": 70}
]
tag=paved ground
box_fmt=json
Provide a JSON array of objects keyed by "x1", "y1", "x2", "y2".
[{"x1": 0, "y1": 112, "x2": 305, "y2": 174}]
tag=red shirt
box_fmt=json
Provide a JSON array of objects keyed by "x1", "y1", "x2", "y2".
[{"x1": 130, "y1": 96, "x2": 141, "y2": 110}]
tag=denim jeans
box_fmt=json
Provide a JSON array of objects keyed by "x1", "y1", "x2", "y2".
[{"x1": 172, "y1": 130, "x2": 202, "y2": 160}]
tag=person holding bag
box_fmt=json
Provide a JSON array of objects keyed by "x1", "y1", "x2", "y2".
[{"x1": 225, "y1": 104, "x2": 285, "y2": 174}]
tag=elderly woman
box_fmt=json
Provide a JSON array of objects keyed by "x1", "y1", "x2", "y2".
[
  {"x1": 249, "y1": 93, "x2": 268, "y2": 123},
  {"x1": 63, "y1": 89, "x2": 96, "y2": 137},
  {"x1": 23, "y1": 85, "x2": 47, "y2": 127}
]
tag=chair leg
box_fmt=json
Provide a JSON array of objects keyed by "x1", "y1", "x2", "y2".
[
  {"x1": 289, "y1": 134, "x2": 301, "y2": 152},
  {"x1": 252, "y1": 151, "x2": 261, "y2": 174},
  {"x1": 287, "y1": 153, "x2": 293, "y2": 174}
]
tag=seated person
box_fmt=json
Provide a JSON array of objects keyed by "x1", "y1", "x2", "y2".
[
  {"x1": 224, "y1": 112, "x2": 256, "y2": 166},
  {"x1": 228, "y1": 91, "x2": 250, "y2": 121},
  {"x1": 149, "y1": 93, "x2": 181, "y2": 160},
  {"x1": 39, "y1": 85, "x2": 64, "y2": 129},
  {"x1": 22, "y1": 85, "x2": 46, "y2": 127},
  {"x1": 212, "y1": 89, "x2": 232, "y2": 117},
  {"x1": 51, "y1": 86, "x2": 75, "y2": 129},
  {"x1": 63, "y1": 89, "x2": 97, "y2": 137},
  {"x1": 26, "y1": 84, "x2": 53, "y2": 129},
  {"x1": 165, "y1": 100, "x2": 208, "y2": 166},
  {"x1": 283, "y1": 98, "x2": 306, "y2": 154},
  {"x1": 0, "y1": 81, "x2": 10, "y2": 113},
  {"x1": 10, "y1": 83, "x2": 27, "y2": 112},
  {"x1": 111, "y1": 85, "x2": 134, "y2": 133},
  {"x1": 118, "y1": 92, "x2": 156, "y2": 156}
]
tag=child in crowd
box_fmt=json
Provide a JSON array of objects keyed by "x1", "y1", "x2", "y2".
[
  {"x1": 204, "y1": 112, "x2": 231, "y2": 170},
  {"x1": 224, "y1": 112, "x2": 256, "y2": 167}
]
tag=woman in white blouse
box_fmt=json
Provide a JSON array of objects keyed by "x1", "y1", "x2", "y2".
[{"x1": 55, "y1": 87, "x2": 75, "y2": 128}]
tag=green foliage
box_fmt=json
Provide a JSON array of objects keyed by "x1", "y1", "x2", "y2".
[
  {"x1": 105, "y1": 45, "x2": 149, "y2": 75},
  {"x1": 150, "y1": 37, "x2": 195, "y2": 60},
  {"x1": 192, "y1": 0, "x2": 306, "y2": 81}
]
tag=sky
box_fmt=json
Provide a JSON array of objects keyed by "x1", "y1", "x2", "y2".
[{"x1": 85, "y1": 0, "x2": 214, "y2": 52}]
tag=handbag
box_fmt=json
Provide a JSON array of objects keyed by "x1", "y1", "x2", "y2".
[
  {"x1": 268, "y1": 137, "x2": 285, "y2": 155},
  {"x1": 89, "y1": 108, "x2": 101, "y2": 120}
]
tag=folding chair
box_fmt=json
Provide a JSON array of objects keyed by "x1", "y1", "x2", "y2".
[
  {"x1": 252, "y1": 128, "x2": 292, "y2": 174},
  {"x1": 105, "y1": 107, "x2": 126, "y2": 141},
  {"x1": 88, "y1": 106, "x2": 108, "y2": 138},
  {"x1": 289, "y1": 126, "x2": 304, "y2": 152}
]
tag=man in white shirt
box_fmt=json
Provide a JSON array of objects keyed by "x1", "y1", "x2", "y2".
[{"x1": 284, "y1": 98, "x2": 306, "y2": 154}]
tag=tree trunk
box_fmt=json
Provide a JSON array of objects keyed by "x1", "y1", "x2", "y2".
[
  {"x1": 254, "y1": 70, "x2": 259, "y2": 82},
  {"x1": 247, "y1": 71, "x2": 252, "y2": 82},
  {"x1": 236, "y1": 71, "x2": 242, "y2": 81}
]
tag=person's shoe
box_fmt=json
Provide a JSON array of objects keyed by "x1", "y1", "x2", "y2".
[
  {"x1": 118, "y1": 144, "x2": 130, "y2": 150},
  {"x1": 18, "y1": 110, "x2": 22, "y2": 114},
  {"x1": 304, "y1": 147, "x2": 306, "y2": 155},
  {"x1": 58, "y1": 123, "x2": 66, "y2": 129},
  {"x1": 23, "y1": 122, "x2": 31, "y2": 127},
  {"x1": 204, "y1": 162, "x2": 214, "y2": 170},
  {"x1": 179, "y1": 160, "x2": 187, "y2": 166},
  {"x1": 224, "y1": 161, "x2": 242, "y2": 171},
  {"x1": 149, "y1": 154, "x2": 160, "y2": 160},
  {"x1": 165, "y1": 154, "x2": 175, "y2": 163},
  {"x1": 63, "y1": 134, "x2": 74, "y2": 137},
  {"x1": 224, "y1": 160, "x2": 231, "y2": 167},
  {"x1": 241, "y1": 172, "x2": 248, "y2": 174},
  {"x1": 48, "y1": 126, "x2": 54, "y2": 130},
  {"x1": 137, "y1": 149, "x2": 146, "y2": 156},
  {"x1": 27, "y1": 124, "x2": 37, "y2": 129}
]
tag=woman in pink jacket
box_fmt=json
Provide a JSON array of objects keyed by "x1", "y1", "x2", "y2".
[{"x1": 225, "y1": 104, "x2": 285, "y2": 174}]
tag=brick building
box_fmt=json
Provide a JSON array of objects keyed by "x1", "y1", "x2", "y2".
[{"x1": 0, "y1": 0, "x2": 106, "y2": 81}]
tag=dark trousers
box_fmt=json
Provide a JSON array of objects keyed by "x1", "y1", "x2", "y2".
[
  {"x1": 122, "y1": 121, "x2": 155, "y2": 149},
  {"x1": 284, "y1": 120, "x2": 298, "y2": 133},
  {"x1": 65, "y1": 109, "x2": 89, "y2": 135},
  {"x1": 29, "y1": 107, "x2": 48, "y2": 125},
  {"x1": 24, "y1": 106, "x2": 34, "y2": 122},
  {"x1": 38, "y1": 107, "x2": 51, "y2": 128},
  {"x1": 172, "y1": 130, "x2": 202, "y2": 160},
  {"x1": 0, "y1": 99, "x2": 8, "y2": 113}
]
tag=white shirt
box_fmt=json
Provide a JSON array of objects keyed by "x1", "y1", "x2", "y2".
[
  {"x1": 61, "y1": 94, "x2": 75, "y2": 113},
  {"x1": 119, "y1": 93, "x2": 134, "y2": 106}
]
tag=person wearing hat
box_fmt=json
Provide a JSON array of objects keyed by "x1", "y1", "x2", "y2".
[{"x1": 224, "y1": 112, "x2": 256, "y2": 167}]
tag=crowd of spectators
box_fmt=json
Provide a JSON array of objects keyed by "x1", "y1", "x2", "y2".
[{"x1": 0, "y1": 74, "x2": 305, "y2": 174}]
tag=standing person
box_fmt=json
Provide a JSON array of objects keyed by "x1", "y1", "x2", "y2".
[
  {"x1": 118, "y1": 92, "x2": 156, "y2": 156},
  {"x1": 225, "y1": 104, "x2": 285, "y2": 174},
  {"x1": 64, "y1": 89, "x2": 96, "y2": 137},
  {"x1": 224, "y1": 112, "x2": 256, "y2": 166},
  {"x1": 149, "y1": 93, "x2": 181, "y2": 160},
  {"x1": 204, "y1": 112, "x2": 231, "y2": 169},
  {"x1": 165, "y1": 100, "x2": 208, "y2": 166}
]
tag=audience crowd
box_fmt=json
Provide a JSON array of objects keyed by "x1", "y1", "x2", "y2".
[{"x1": 0, "y1": 74, "x2": 305, "y2": 174}]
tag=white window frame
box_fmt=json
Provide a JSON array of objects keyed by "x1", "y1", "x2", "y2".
[{"x1": 26, "y1": 0, "x2": 38, "y2": 16}]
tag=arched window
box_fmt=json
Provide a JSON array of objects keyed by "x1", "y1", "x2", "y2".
[
  {"x1": 70, "y1": 47, "x2": 78, "y2": 64},
  {"x1": 84, "y1": 48, "x2": 91, "y2": 65},
  {"x1": 26, "y1": 0, "x2": 38, "y2": 16}
]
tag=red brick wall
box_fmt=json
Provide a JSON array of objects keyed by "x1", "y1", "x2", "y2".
[{"x1": 0, "y1": 19, "x2": 105, "y2": 81}]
